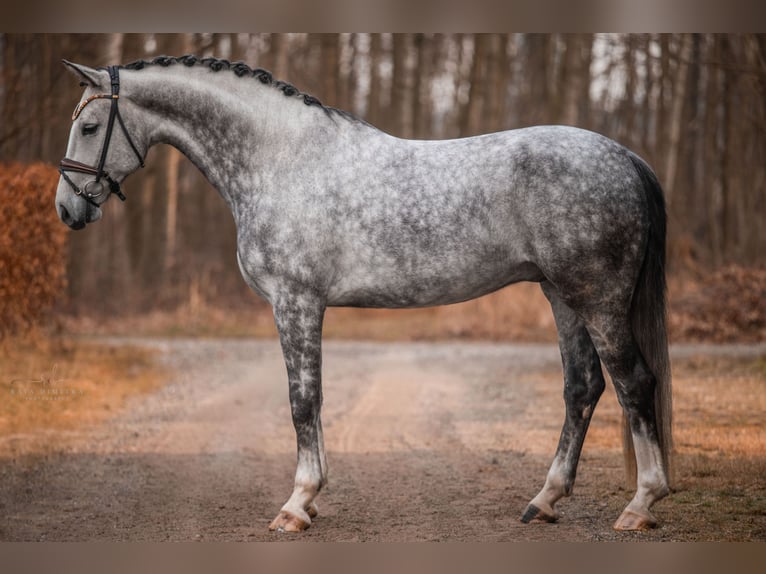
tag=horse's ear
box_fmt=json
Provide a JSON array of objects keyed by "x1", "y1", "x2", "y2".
[{"x1": 62, "y1": 60, "x2": 105, "y2": 88}]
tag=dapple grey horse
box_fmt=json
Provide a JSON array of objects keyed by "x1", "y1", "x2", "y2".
[{"x1": 56, "y1": 55, "x2": 672, "y2": 533}]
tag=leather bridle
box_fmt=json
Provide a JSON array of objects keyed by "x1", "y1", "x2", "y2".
[{"x1": 59, "y1": 66, "x2": 144, "y2": 208}]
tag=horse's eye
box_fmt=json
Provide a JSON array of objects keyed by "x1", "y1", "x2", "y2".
[{"x1": 81, "y1": 123, "x2": 99, "y2": 136}]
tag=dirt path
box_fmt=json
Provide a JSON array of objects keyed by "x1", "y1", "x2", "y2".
[{"x1": 1, "y1": 339, "x2": 764, "y2": 541}]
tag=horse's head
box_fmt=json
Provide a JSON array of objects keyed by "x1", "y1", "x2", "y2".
[{"x1": 56, "y1": 61, "x2": 146, "y2": 230}]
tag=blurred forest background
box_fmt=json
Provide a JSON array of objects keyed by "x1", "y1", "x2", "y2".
[{"x1": 1, "y1": 33, "x2": 764, "y2": 341}]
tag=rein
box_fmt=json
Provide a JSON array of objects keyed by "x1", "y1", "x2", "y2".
[{"x1": 59, "y1": 66, "x2": 144, "y2": 207}]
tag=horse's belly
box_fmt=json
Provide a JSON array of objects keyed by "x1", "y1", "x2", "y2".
[{"x1": 326, "y1": 256, "x2": 543, "y2": 309}]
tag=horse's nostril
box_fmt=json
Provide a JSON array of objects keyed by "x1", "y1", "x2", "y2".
[{"x1": 59, "y1": 204, "x2": 84, "y2": 229}]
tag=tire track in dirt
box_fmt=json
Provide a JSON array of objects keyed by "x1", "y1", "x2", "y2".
[{"x1": 331, "y1": 358, "x2": 464, "y2": 455}]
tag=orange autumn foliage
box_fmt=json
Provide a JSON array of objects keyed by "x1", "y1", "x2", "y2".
[{"x1": 0, "y1": 163, "x2": 68, "y2": 336}]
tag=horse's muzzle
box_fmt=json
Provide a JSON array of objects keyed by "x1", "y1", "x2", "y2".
[
  {"x1": 57, "y1": 198, "x2": 102, "y2": 230},
  {"x1": 58, "y1": 203, "x2": 85, "y2": 230}
]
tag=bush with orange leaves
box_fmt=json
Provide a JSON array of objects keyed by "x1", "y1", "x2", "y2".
[
  {"x1": 0, "y1": 163, "x2": 68, "y2": 337},
  {"x1": 669, "y1": 265, "x2": 766, "y2": 343}
]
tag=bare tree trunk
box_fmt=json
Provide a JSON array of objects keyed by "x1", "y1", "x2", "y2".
[
  {"x1": 367, "y1": 34, "x2": 382, "y2": 127},
  {"x1": 456, "y1": 35, "x2": 479, "y2": 136},
  {"x1": 579, "y1": 35, "x2": 594, "y2": 128},
  {"x1": 720, "y1": 38, "x2": 732, "y2": 259},
  {"x1": 484, "y1": 34, "x2": 510, "y2": 132},
  {"x1": 460, "y1": 34, "x2": 490, "y2": 136},
  {"x1": 560, "y1": 34, "x2": 590, "y2": 126},
  {"x1": 345, "y1": 33, "x2": 358, "y2": 115},
  {"x1": 747, "y1": 34, "x2": 766, "y2": 264},
  {"x1": 392, "y1": 34, "x2": 414, "y2": 138},
  {"x1": 524, "y1": 34, "x2": 553, "y2": 125},
  {"x1": 271, "y1": 34, "x2": 289, "y2": 79},
  {"x1": 706, "y1": 35, "x2": 723, "y2": 267},
  {"x1": 336, "y1": 33, "x2": 352, "y2": 112},
  {"x1": 641, "y1": 34, "x2": 654, "y2": 155},
  {"x1": 0, "y1": 34, "x2": 18, "y2": 161},
  {"x1": 663, "y1": 34, "x2": 692, "y2": 207},
  {"x1": 656, "y1": 34, "x2": 671, "y2": 171},
  {"x1": 412, "y1": 33, "x2": 429, "y2": 139},
  {"x1": 320, "y1": 34, "x2": 339, "y2": 106},
  {"x1": 105, "y1": 33, "x2": 124, "y2": 63},
  {"x1": 684, "y1": 34, "x2": 703, "y2": 246},
  {"x1": 430, "y1": 34, "x2": 453, "y2": 138},
  {"x1": 728, "y1": 37, "x2": 746, "y2": 262},
  {"x1": 618, "y1": 35, "x2": 638, "y2": 142},
  {"x1": 38, "y1": 35, "x2": 54, "y2": 159},
  {"x1": 446, "y1": 34, "x2": 466, "y2": 138}
]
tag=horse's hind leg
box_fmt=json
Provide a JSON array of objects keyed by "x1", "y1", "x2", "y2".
[
  {"x1": 584, "y1": 312, "x2": 669, "y2": 530},
  {"x1": 521, "y1": 281, "x2": 606, "y2": 523},
  {"x1": 268, "y1": 288, "x2": 328, "y2": 532}
]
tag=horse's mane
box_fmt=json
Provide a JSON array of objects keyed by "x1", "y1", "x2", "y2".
[{"x1": 117, "y1": 54, "x2": 362, "y2": 124}]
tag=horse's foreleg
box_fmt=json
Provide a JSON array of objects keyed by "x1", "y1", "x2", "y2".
[
  {"x1": 268, "y1": 289, "x2": 327, "y2": 532},
  {"x1": 522, "y1": 282, "x2": 605, "y2": 524}
]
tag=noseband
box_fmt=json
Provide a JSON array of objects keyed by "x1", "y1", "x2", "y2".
[{"x1": 59, "y1": 66, "x2": 144, "y2": 208}]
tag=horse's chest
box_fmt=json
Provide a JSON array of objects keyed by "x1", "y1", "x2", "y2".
[{"x1": 235, "y1": 248, "x2": 275, "y2": 302}]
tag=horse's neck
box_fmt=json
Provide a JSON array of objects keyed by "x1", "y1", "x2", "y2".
[{"x1": 126, "y1": 68, "x2": 330, "y2": 209}]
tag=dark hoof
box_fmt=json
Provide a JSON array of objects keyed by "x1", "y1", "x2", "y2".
[{"x1": 520, "y1": 503, "x2": 558, "y2": 524}]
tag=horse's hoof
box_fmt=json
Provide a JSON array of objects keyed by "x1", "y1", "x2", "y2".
[
  {"x1": 520, "y1": 503, "x2": 558, "y2": 524},
  {"x1": 269, "y1": 510, "x2": 310, "y2": 532},
  {"x1": 613, "y1": 509, "x2": 657, "y2": 531},
  {"x1": 306, "y1": 502, "x2": 318, "y2": 518}
]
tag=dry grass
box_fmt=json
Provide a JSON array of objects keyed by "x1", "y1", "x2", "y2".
[
  {"x1": 325, "y1": 283, "x2": 556, "y2": 341},
  {"x1": 61, "y1": 265, "x2": 765, "y2": 345},
  {"x1": 673, "y1": 354, "x2": 766, "y2": 458},
  {"x1": 669, "y1": 354, "x2": 766, "y2": 539},
  {"x1": 668, "y1": 353, "x2": 766, "y2": 540},
  {"x1": 0, "y1": 336, "x2": 166, "y2": 457},
  {"x1": 62, "y1": 282, "x2": 559, "y2": 342}
]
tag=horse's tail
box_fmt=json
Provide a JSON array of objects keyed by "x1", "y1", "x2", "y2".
[{"x1": 623, "y1": 151, "x2": 673, "y2": 488}]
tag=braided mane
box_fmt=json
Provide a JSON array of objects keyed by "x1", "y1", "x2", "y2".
[{"x1": 117, "y1": 54, "x2": 361, "y2": 123}]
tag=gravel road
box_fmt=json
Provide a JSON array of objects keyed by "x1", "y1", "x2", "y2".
[{"x1": 1, "y1": 339, "x2": 764, "y2": 541}]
